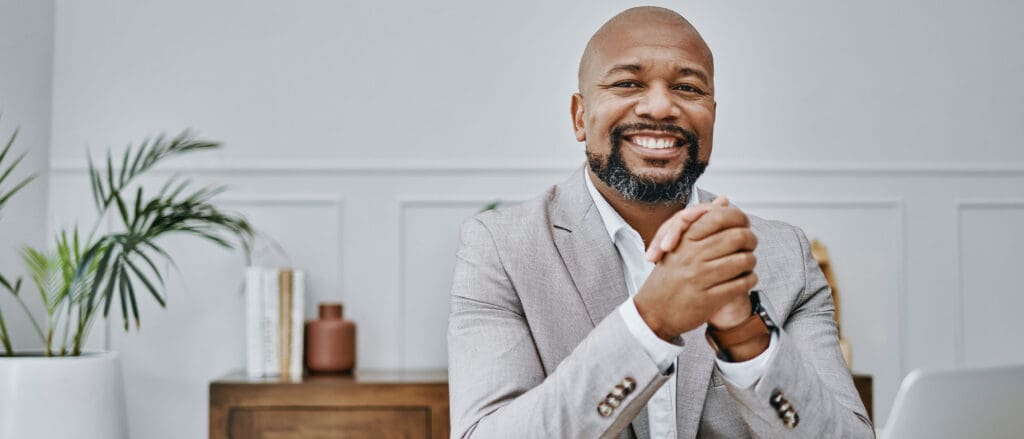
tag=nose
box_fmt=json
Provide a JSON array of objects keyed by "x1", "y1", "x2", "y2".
[{"x1": 634, "y1": 84, "x2": 680, "y2": 121}]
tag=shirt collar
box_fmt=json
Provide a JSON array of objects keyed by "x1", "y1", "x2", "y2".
[{"x1": 584, "y1": 170, "x2": 700, "y2": 242}]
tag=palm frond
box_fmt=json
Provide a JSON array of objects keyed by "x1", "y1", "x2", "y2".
[
  {"x1": 0, "y1": 305, "x2": 11, "y2": 355},
  {"x1": 21, "y1": 246, "x2": 66, "y2": 314},
  {"x1": 0, "y1": 273, "x2": 18, "y2": 296},
  {"x1": 86, "y1": 130, "x2": 221, "y2": 215},
  {"x1": 0, "y1": 125, "x2": 37, "y2": 210},
  {"x1": 71, "y1": 132, "x2": 252, "y2": 333},
  {"x1": 124, "y1": 258, "x2": 164, "y2": 307}
]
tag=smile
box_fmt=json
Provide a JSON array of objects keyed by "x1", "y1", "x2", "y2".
[
  {"x1": 626, "y1": 134, "x2": 683, "y2": 149},
  {"x1": 622, "y1": 132, "x2": 688, "y2": 158}
]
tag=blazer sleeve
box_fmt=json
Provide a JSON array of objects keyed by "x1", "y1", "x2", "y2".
[
  {"x1": 448, "y1": 217, "x2": 668, "y2": 439},
  {"x1": 723, "y1": 225, "x2": 875, "y2": 438}
]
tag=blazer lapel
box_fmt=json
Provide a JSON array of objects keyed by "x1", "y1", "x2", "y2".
[
  {"x1": 676, "y1": 326, "x2": 715, "y2": 439},
  {"x1": 676, "y1": 188, "x2": 718, "y2": 439},
  {"x1": 550, "y1": 166, "x2": 630, "y2": 327},
  {"x1": 553, "y1": 167, "x2": 646, "y2": 439},
  {"x1": 550, "y1": 171, "x2": 716, "y2": 438}
]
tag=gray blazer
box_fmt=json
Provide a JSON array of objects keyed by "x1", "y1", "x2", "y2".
[{"x1": 448, "y1": 167, "x2": 873, "y2": 438}]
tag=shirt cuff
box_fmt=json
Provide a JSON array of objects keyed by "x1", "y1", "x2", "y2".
[
  {"x1": 714, "y1": 331, "x2": 779, "y2": 389},
  {"x1": 618, "y1": 298, "x2": 684, "y2": 373}
]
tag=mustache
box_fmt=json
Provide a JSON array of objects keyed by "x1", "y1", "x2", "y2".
[{"x1": 610, "y1": 123, "x2": 698, "y2": 146}]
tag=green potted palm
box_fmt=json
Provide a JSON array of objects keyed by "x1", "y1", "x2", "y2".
[{"x1": 0, "y1": 125, "x2": 252, "y2": 439}]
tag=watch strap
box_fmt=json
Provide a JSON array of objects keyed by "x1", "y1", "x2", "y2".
[
  {"x1": 707, "y1": 311, "x2": 770, "y2": 346},
  {"x1": 705, "y1": 290, "x2": 775, "y2": 362}
]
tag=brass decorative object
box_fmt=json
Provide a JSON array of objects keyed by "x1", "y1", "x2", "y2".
[{"x1": 811, "y1": 239, "x2": 853, "y2": 368}]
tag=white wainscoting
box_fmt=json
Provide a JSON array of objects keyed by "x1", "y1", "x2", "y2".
[
  {"x1": 738, "y1": 198, "x2": 906, "y2": 424},
  {"x1": 46, "y1": 161, "x2": 1024, "y2": 438},
  {"x1": 955, "y1": 199, "x2": 1024, "y2": 369}
]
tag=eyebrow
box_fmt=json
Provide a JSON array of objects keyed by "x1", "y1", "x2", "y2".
[
  {"x1": 602, "y1": 64, "x2": 710, "y2": 85},
  {"x1": 677, "y1": 67, "x2": 710, "y2": 85},
  {"x1": 604, "y1": 64, "x2": 643, "y2": 77}
]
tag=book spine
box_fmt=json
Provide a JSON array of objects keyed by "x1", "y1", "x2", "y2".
[
  {"x1": 279, "y1": 269, "x2": 293, "y2": 378},
  {"x1": 244, "y1": 267, "x2": 264, "y2": 378},
  {"x1": 289, "y1": 270, "x2": 305, "y2": 378},
  {"x1": 262, "y1": 268, "x2": 280, "y2": 376}
]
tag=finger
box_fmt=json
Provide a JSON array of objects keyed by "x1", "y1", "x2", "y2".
[
  {"x1": 701, "y1": 251, "x2": 757, "y2": 285},
  {"x1": 685, "y1": 206, "x2": 750, "y2": 241},
  {"x1": 653, "y1": 196, "x2": 727, "y2": 260},
  {"x1": 691, "y1": 227, "x2": 758, "y2": 262},
  {"x1": 645, "y1": 205, "x2": 708, "y2": 261},
  {"x1": 648, "y1": 197, "x2": 731, "y2": 262},
  {"x1": 706, "y1": 271, "x2": 759, "y2": 305},
  {"x1": 645, "y1": 205, "x2": 712, "y2": 262},
  {"x1": 657, "y1": 206, "x2": 710, "y2": 252}
]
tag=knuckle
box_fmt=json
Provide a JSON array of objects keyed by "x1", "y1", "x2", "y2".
[
  {"x1": 678, "y1": 265, "x2": 698, "y2": 282},
  {"x1": 729, "y1": 207, "x2": 749, "y2": 225},
  {"x1": 731, "y1": 228, "x2": 748, "y2": 246},
  {"x1": 705, "y1": 209, "x2": 724, "y2": 225}
]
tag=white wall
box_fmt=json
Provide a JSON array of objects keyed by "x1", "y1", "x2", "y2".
[
  {"x1": 42, "y1": 1, "x2": 1024, "y2": 438},
  {"x1": 0, "y1": 0, "x2": 52, "y2": 349}
]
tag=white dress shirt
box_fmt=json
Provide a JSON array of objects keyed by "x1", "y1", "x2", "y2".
[{"x1": 584, "y1": 172, "x2": 777, "y2": 439}]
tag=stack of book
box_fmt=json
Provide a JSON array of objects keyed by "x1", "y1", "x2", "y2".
[{"x1": 244, "y1": 267, "x2": 306, "y2": 378}]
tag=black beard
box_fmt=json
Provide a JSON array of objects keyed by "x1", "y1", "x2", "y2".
[{"x1": 586, "y1": 123, "x2": 709, "y2": 204}]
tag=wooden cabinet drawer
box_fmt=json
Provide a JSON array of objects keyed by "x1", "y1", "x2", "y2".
[
  {"x1": 228, "y1": 407, "x2": 429, "y2": 439},
  {"x1": 210, "y1": 371, "x2": 449, "y2": 439}
]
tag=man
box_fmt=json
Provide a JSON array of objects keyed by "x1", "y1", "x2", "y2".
[{"x1": 448, "y1": 6, "x2": 873, "y2": 438}]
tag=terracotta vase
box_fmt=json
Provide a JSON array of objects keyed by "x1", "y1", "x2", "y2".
[{"x1": 305, "y1": 303, "x2": 356, "y2": 373}]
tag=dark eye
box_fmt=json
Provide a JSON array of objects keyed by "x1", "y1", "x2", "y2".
[
  {"x1": 611, "y1": 80, "x2": 642, "y2": 88},
  {"x1": 674, "y1": 84, "x2": 704, "y2": 94}
]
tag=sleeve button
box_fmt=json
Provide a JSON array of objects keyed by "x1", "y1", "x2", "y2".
[
  {"x1": 605, "y1": 395, "x2": 622, "y2": 408},
  {"x1": 622, "y1": 377, "x2": 637, "y2": 394},
  {"x1": 783, "y1": 411, "x2": 799, "y2": 428},
  {"x1": 610, "y1": 384, "x2": 626, "y2": 400},
  {"x1": 597, "y1": 401, "x2": 614, "y2": 417}
]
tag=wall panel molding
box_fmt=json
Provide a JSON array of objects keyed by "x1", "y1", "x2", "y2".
[
  {"x1": 738, "y1": 198, "x2": 908, "y2": 378},
  {"x1": 395, "y1": 196, "x2": 531, "y2": 369},
  {"x1": 50, "y1": 160, "x2": 1024, "y2": 176},
  {"x1": 954, "y1": 198, "x2": 1024, "y2": 366},
  {"x1": 216, "y1": 193, "x2": 345, "y2": 277}
]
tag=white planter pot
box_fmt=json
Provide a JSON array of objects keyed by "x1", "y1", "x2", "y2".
[{"x1": 0, "y1": 351, "x2": 128, "y2": 439}]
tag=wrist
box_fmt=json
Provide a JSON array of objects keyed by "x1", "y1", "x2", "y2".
[
  {"x1": 708, "y1": 296, "x2": 753, "y2": 330},
  {"x1": 719, "y1": 332, "x2": 770, "y2": 362},
  {"x1": 633, "y1": 296, "x2": 677, "y2": 342},
  {"x1": 705, "y1": 303, "x2": 771, "y2": 362}
]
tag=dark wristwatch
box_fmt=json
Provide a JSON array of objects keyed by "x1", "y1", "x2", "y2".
[{"x1": 705, "y1": 291, "x2": 777, "y2": 362}]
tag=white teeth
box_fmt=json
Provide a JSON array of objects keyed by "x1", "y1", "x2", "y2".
[{"x1": 631, "y1": 136, "x2": 676, "y2": 149}]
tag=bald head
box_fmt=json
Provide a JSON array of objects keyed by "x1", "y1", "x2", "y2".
[{"x1": 578, "y1": 7, "x2": 713, "y2": 91}]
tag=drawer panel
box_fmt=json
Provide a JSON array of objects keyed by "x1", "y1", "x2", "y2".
[{"x1": 229, "y1": 407, "x2": 429, "y2": 439}]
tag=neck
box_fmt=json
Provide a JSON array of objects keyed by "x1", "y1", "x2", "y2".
[{"x1": 587, "y1": 167, "x2": 688, "y2": 247}]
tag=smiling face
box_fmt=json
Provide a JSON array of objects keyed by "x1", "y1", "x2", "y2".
[{"x1": 572, "y1": 7, "x2": 716, "y2": 204}]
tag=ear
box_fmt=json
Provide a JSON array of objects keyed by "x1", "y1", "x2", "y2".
[{"x1": 570, "y1": 93, "x2": 587, "y2": 142}]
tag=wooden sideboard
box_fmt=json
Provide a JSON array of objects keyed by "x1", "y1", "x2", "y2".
[
  {"x1": 852, "y1": 373, "x2": 873, "y2": 422},
  {"x1": 210, "y1": 370, "x2": 871, "y2": 437},
  {"x1": 209, "y1": 370, "x2": 449, "y2": 439}
]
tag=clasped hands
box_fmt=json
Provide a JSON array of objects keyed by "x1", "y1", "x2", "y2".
[{"x1": 633, "y1": 196, "x2": 759, "y2": 343}]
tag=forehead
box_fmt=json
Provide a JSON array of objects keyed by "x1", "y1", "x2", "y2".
[{"x1": 586, "y1": 22, "x2": 713, "y2": 80}]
